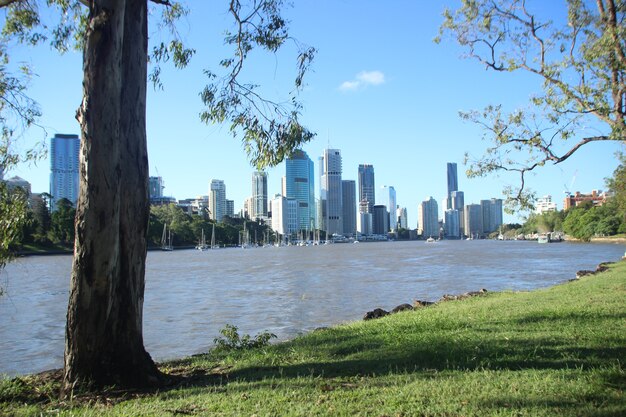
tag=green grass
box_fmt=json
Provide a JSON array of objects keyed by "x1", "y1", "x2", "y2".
[{"x1": 2, "y1": 261, "x2": 625, "y2": 416}]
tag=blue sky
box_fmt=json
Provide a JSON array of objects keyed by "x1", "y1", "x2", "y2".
[{"x1": 8, "y1": 0, "x2": 623, "y2": 226}]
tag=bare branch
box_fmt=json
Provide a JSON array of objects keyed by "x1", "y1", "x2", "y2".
[{"x1": 149, "y1": 0, "x2": 172, "y2": 6}]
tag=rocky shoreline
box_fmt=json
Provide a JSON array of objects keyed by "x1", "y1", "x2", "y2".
[{"x1": 362, "y1": 261, "x2": 615, "y2": 321}]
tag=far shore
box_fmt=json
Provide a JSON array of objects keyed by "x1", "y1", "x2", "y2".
[{"x1": 14, "y1": 235, "x2": 626, "y2": 258}]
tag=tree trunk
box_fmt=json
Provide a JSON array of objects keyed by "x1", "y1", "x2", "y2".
[{"x1": 63, "y1": 0, "x2": 162, "y2": 393}]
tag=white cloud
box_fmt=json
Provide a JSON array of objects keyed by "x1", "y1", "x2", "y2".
[
  {"x1": 339, "y1": 70, "x2": 386, "y2": 92},
  {"x1": 356, "y1": 70, "x2": 385, "y2": 86},
  {"x1": 339, "y1": 80, "x2": 361, "y2": 91}
]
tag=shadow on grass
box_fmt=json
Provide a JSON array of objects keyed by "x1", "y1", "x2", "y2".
[{"x1": 169, "y1": 308, "x2": 625, "y2": 389}]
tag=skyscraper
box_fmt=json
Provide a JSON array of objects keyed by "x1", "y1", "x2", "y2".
[
  {"x1": 319, "y1": 149, "x2": 343, "y2": 235},
  {"x1": 285, "y1": 149, "x2": 315, "y2": 230},
  {"x1": 378, "y1": 185, "x2": 397, "y2": 231},
  {"x1": 49, "y1": 133, "x2": 80, "y2": 210},
  {"x1": 417, "y1": 197, "x2": 439, "y2": 238},
  {"x1": 450, "y1": 190, "x2": 465, "y2": 235},
  {"x1": 209, "y1": 179, "x2": 226, "y2": 222},
  {"x1": 358, "y1": 164, "x2": 375, "y2": 213},
  {"x1": 464, "y1": 204, "x2": 483, "y2": 238},
  {"x1": 397, "y1": 207, "x2": 408, "y2": 230},
  {"x1": 372, "y1": 204, "x2": 389, "y2": 235},
  {"x1": 251, "y1": 171, "x2": 268, "y2": 220},
  {"x1": 148, "y1": 176, "x2": 164, "y2": 200},
  {"x1": 270, "y1": 194, "x2": 297, "y2": 237},
  {"x1": 225, "y1": 199, "x2": 235, "y2": 218},
  {"x1": 341, "y1": 180, "x2": 356, "y2": 235},
  {"x1": 480, "y1": 198, "x2": 503, "y2": 234},
  {"x1": 357, "y1": 200, "x2": 372, "y2": 235},
  {"x1": 446, "y1": 162, "x2": 458, "y2": 210},
  {"x1": 444, "y1": 209, "x2": 461, "y2": 238}
]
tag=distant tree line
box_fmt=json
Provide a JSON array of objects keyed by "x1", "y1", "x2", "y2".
[
  {"x1": 508, "y1": 161, "x2": 626, "y2": 242},
  {"x1": 17, "y1": 195, "x2": 76, "y2": 250},
  {"x1": 14, "y1": 198, "x2": 272, "y2": 251},
  {"x1": 147, "y1": 204, "x2": 271, "y2": 247}
]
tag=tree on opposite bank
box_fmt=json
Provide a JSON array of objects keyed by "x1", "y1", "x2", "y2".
[{"x1": 438, "y1": 0, "x2": 625, "y2": 211}]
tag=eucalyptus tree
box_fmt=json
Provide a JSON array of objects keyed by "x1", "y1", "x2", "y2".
[
  {"x1": 1, "y1": 0, "x2": 314, "y2": 393},
  {"x1": 438, "y1": 0, "x2": 625, "y2": 211}
]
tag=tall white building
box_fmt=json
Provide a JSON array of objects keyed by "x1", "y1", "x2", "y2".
[
  {"x1": 209, "y1": 179, "x2": 226, "y2": 222},
  {"x1": 357, "y1": 199, "x2": 372, "y2": 235},
  {"x1": 251, "y1": 171, "x2": 268, "y2": 220},
  {"x1": 49, "y1": 133, "x2": 80, "y2": 210},
  {"x1": 270, "y1": 194, "x2": 297, "y2": 237},
  {"x1": 535, "y1": 195, "x2": 558, "y2": 214},
  {"x1": 319, "y1": 149, "x2": 343, "y2": 235},
  {"x1": 418, "y1": 197, "x2": 439, "y2": 238}
]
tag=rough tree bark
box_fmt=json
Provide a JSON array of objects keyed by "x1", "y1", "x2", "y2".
[{"x1": 63, "y1": 0, "x2": 162, "y2": 393}]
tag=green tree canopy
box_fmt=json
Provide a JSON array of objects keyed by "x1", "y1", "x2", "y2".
[{"x1": 438, "y1": 0, "x2": 625, "y2": 212}]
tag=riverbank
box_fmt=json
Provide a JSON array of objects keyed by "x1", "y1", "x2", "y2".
[
  {"x1": 2, "y1": 260, "x2": 624, "y2": 416},
  {"x1": 562, "y1": 235, "x2": 626, "y2": 244}
]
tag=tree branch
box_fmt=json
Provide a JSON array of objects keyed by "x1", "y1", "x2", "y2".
[
  {"x1": 149, "y1": 0, "x2": 172, "y2": 6},
  {"x1": 0, "y1": 0, "x2": 23, "y2": 8}
]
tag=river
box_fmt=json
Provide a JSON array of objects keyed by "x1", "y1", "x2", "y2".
[{"x1": 1, "y1": 240, "x2": 623, "y2": 377}]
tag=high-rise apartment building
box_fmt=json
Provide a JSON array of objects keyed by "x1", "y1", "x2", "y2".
[
  {"x1": 251, "y1": 171, "x2": 268, "y2": 220},
  {"x1": 372, "y1": 204, "x2": 389, "y2": 235},
  {"x1": 357, "y1": 200, "x2": 372, "y2": 235},
  {"x1": 446, "y1": 162, "x2": 458, "y2": 209},
  {"x1": 417, "y1": 197, "x2": 439, "y2": 238},
  {"x1": 358, "y1": 164, "x2": 375, "y2": 213},
  {"x1": 480, "y1": 198, "x2": 503, "y2": 234},
  {"x1": 450, "y1": 190, "x2": 465, "y2": 234},
  {"x1": 285, "y1": 150, "x2": 315, "y2": 230},
  {"x1": 378, "y1": 185, "x2": 397, "y2": 231},
  {"x1": 444, "y1": 209, "x2": 461, "y2": 238},
  {"x1": 397, "y1": 207, "x2": 408, "y2": 229},
  {"x1": 270, "y1": 194, "x2": 298, "y2": 237},
  {"x1": 225, "y1": 199, "x2": 235, "y2": 218},
  {"x1": 319, "y1": 149, "x2": 343, "y2": 235},
  {"x1": 149, "y1": 176, "x2": 164, "y2": 200},
  {"x1": 341, "y1": 180, "x2": 356, "y2": 235},
  {"x1": 209, "y1": 179, "x2": 226, "y2": 222},
  {"x1": 49, "y1": 133, "x2": 80, "y2": 210},
  {"x1": 535, "y1": 195, "x2": 558, "y2": 214},
  {"x1": 464, "y1": 204, "x2": 483, "y2": 238}
]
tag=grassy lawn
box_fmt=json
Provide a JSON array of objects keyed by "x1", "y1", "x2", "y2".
[{"x1": 2, "y1": 260, "x2": 625, "y2": 416}]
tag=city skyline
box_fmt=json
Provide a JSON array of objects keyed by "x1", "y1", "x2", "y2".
[{"x1": 9, "y1": 2, "x2": 620, "y2": 227}]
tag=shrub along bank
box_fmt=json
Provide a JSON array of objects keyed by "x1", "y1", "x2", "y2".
[{"x1": 2, "y1": 261, "x2": 625, "y2": 416}]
